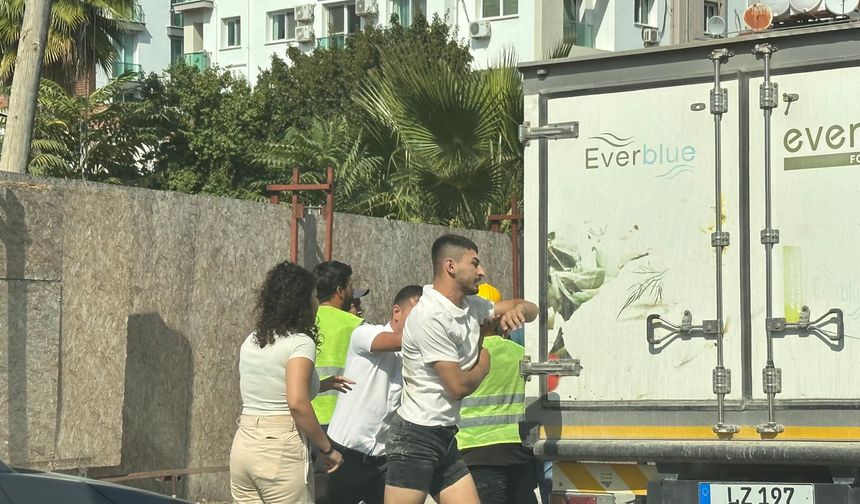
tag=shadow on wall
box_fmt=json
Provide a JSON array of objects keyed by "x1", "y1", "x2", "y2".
[
  {"x1": 0, "y1": 189, "x2": 30, "y2": 464},
  {"x1": 301, "y1": 214, "x2": 323, "y2": 267},
  {"x1": 120, "y1": 313, "x2": 193, "y2": 497}
]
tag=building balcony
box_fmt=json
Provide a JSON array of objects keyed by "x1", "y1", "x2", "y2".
[
  {"x1": 113, "y1": 3, "x2": 146, "y2": 31},
  {"x1": 131, "y1": 4, "x2": 145, "y2": 23},
  {"x1": 172, "y1": 0, "x2": 214, "y2": 13},
  {"x1": 112, "y1": 61, "x2": 143, "y2": 78},
  {"x1": 563, "y1": 20, "x2": 594, "y2": 48},
  {"x1": 183, "y1": 51, "x2": 211, "y2": 70},
  {"x1": 316, "y1": 35, "x2": 348, "y2": 50}
]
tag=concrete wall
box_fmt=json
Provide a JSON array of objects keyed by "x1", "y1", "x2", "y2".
[{"x1": 0, "y1": 173, "x2": 512, "y2": 501}]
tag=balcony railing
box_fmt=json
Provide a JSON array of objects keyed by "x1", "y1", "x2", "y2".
[
  {"x1": 563, "y1": 20, "x2": 594, "y2": 48},
  {"x1": 112, "y1": 61, "x2": 143, "y2": 78},
  {"x1": 131, "y1": 4, "x2": 145, "y2": 23},
  {"x1": 107, "y1": 3, "x2": 145, "y2": 27},
  {"x1": 316, "y1": 35, "x2": 347, "y2": 50},
  {"x1": 183, "y1": 51, "x2": 211, "y2": 70}
]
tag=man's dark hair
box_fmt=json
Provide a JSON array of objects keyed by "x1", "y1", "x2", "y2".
[
  {"x1": 393, "y1": 285, "x2": 423, "y2": 307},
  {"x1": 313, "y1": 261, "x2": 353, "y2": 301},
  {"x1": 431, "y1": 234, "x2": 479, "y2": 276}
]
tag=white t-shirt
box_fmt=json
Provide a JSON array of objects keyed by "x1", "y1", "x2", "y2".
[
  {"x1": 239, "y1": 332, "x2": 320, "y2": 415},
  {"x1": 327, "y1": 323, "x2": 402, "y2": 456},
  {"x1": 397, "y1": 285, "x2": 494, "y2": 427}
]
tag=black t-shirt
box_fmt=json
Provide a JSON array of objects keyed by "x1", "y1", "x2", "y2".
[{"x1": 460, "y1": 442, "x2": 535, "y2": 467}]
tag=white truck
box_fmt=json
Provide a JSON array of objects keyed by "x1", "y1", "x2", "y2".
[{"x1": 519, "y1": 22, "x2": 860, "y2": 504}]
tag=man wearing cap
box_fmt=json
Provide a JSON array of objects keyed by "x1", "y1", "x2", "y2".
[
  {"x1": 326, "y1": 284, "x2": 424, "y2": 504},
  {"x1": 311, "y1": 260, "x2": 369, "y2": 426},
  {"x1": 455, "y1": 282, "x2": 539, "y2": 504}
]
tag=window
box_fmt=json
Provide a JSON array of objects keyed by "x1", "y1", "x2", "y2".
[
  {"x1": 704, "y1": 1, "x2": 719, "y2": 29},
  {"x1": 170, "y1": 37, "x2": 184, "y2": 63},
  {"x1": 326, "y1": 3, "x2": 361, "y2": 35},
  {"x1": 393, "y1": 0, "x2": 426, "y2": 27},
  {"x1": 269, "y1": 10, "x2": 297, "y2": 41},
  {"x1": 169, "y1": 0, "x2": 183, "y2": 27},
  {"x1": 223, "y1": 17, "x2": 241, "y2": 47},
  {"x1": 634, "y1": 0, "x2": 654, "y2": 26},
  {"x1": 112, "y1": 33, "x2": 137, "y2": 76},
  {"x1": 482, "y1": 0, "x2": 517, "y2": 18}
]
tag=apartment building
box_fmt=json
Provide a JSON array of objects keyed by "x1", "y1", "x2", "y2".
[
  {"x1": 97, "y1": 0, "x2": 746, "y2": 88},
  {"x1": 94, "y1": 0, "x2": 182, "y2": 88}
]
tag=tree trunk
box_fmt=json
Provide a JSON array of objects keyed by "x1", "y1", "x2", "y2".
[{"x1": 0, "y1": 0, "x2": 53, "y2": 174}]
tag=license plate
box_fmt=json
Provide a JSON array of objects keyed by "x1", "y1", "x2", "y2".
[{"x1": 698, "y1": 483, "x2": 814, "y2": 504}]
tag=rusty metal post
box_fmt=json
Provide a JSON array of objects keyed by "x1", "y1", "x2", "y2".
[
  {"x1": 267, "y1": 167, "x2": 335, "y2": 264},
  {"x1": 487, "y1": 198, "x2": 523, "y2": 299},
  {"x1": 324, "y1": 166, "x2": 334, "y2": 261}
]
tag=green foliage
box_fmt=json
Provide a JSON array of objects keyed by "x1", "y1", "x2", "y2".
[
  {"x1": 1, "y1": 74, "x2": 170, "y2": 182},
  {"x1": 254, "y1": 117, "x2": 402, "y2": 216},
  {"x1": 138, "y1": 63, "x2": 266, "y2": 199},
  {"x1": 253, "y1": 14, "x2": 471, "y2": 138},
  {"x1": 4, "y1": 17, "x2": 533, "y2": 228},
  {"x1": 354, "y1": 47, "x2": 523, "y2": 227},
  {"x1": 0, "y1": 0, "x2": 135, "y2": 89}
]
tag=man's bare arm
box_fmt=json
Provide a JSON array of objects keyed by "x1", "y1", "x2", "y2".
[
  {"x1": 492, "y1": 299, "x2": 538, "y2": 332},
  {"x1": 431, "y1": 348, "x2": 491, "y2": 401}
]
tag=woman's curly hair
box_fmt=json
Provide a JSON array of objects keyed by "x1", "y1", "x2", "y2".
[{"x1": 253, "y1": 261, "x2": 320, "y2": 348}]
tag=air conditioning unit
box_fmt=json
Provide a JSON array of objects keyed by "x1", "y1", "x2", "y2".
[
  {"x1": 469, "y1": 20, "x2": 491, "y2": 39},
  {"x1": 356, "y1": 0, "x2": 378, "y2": 17},
  {"x1": 641, "y1": 26, "x2": 659, "y2": 46},
  {"x1": 295, "y1": 4, "x2": 314, "y2": 22},
  {"x1": 296, "y1": 25, "x2": 315, "y2": 43}
]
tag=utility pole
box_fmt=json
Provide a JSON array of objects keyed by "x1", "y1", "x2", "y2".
[{"x1": 0, "y1": 0, "x2": 53, "y2": 173}]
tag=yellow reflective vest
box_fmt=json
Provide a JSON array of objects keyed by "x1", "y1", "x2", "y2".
[
  {"x1": 456, "y1": 335, "x2": 526, "y2": 450},
  {"x1": 312, "y1": 305, "x2": 363, "y2": 425}
]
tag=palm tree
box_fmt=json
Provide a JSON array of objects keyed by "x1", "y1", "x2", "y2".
[
  {"x1": 0, "y1": 0, "x2": 135, "y2": 90},
  {"x1": 253, "y1": 117, "x2": 411, "y2": 217},
  {"x1": 354, "y1": 47, "x2": 523, "y2": 228},
  {"x1": 0, "y1": 74, "x2": 173, "y2": 181}
]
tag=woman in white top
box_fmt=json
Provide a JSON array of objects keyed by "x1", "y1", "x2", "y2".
[{"x1": 230, "y1": 261, "x2": 347, "y2": 503}]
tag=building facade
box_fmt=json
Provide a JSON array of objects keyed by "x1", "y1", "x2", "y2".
[
  {"x1": 97, "y1": 0, "x2": 747, "y2": 87},
  {"x1": 95, "y1": 0, "x2": 182, "y2": 88}
]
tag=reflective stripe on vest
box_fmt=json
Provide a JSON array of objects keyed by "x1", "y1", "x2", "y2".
[
  {"x1": 311, "y1": 306, "x2": 362, "y2": 425},
  {"x1": 456, "y1": 336, "x2": 526, "y2": 451}
]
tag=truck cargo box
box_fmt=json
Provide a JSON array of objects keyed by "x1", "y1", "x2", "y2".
[{"x1": 519, "y1": 22, "x2": 860, "y2": 503}]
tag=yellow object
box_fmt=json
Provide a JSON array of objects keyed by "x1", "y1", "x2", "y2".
[
  {"x1": 456, "y1": 336, "x2": 525, "y2": 450},
  {"x1": 312, "y1": 305, "x2": 363, "y2": 425},
  {"x1": 540, "y1": 425, "x2": 860, "y2": 441},
  {"x1": 477, "y1": 283, "x2": 502, "y2": 302},
  {"x1": 555, "y1": 462, "x2": 656, "y2": 498}
]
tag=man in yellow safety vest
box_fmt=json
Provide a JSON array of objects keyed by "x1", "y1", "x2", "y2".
[
  {"x1": 311, "y1": 260, "x2": 367, "y2": 426},
  {"x1": 456, "y1": 282, "x2": 539, "y2": 504}
]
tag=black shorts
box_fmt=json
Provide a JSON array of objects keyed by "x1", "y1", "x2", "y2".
[{"x1": 385, "y1": 412, "x2": 470, "y2": 495}]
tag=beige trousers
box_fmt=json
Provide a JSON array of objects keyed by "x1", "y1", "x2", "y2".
[{"x1": 230, "y1": 414, "x2": 313, "y2": 504}]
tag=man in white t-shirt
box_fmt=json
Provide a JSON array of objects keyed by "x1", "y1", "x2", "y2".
[
  {"x1": 326, "y1": 284, "x2": 423, "y2": 504},
  {"x1": 384, "y1": 234, "x2": 538, "y2": 504}
]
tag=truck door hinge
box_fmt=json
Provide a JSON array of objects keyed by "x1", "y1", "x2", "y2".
[
  {"x1": 518, "y1": 121, "x2": 579, "y2": 145},
  {"x1": 520, "y1": 355, "x2": 582, "y2": 381}
]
